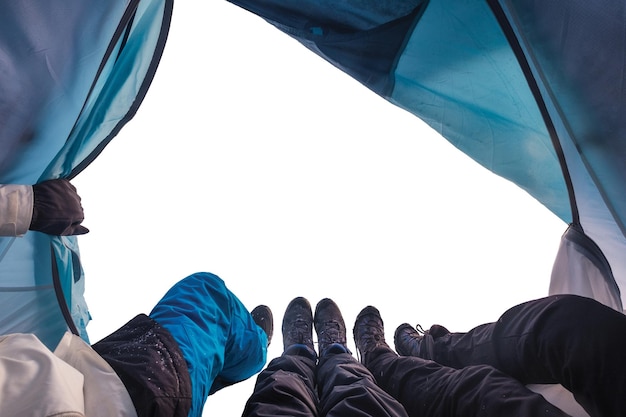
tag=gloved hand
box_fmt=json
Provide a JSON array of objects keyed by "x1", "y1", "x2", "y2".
[{"x1": 30, "y1": 179, "x2": 89, "y2": 236}]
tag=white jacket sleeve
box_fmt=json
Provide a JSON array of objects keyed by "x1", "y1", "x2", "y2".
[
  {"x1": 0, "y1": 184, "x2": 33, "y2": 236},
  {"x1": 0, "y1": 332, "x2": 138, "y2": 417},
  {"x1": 54, "y1": 332, "x2": 138, "y2": 417},
  {"x1": 0, "y1": 333, "x2": 86, "y2": 417}
]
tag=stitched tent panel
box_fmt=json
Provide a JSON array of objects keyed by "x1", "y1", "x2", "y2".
[{"x1": 0, "y1": 0, "x2": 172, "y2": 349}]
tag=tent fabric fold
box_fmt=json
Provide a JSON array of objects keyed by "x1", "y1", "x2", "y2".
[{"x1": 0, "y1": 0, "x2": 172, "y2": 349}]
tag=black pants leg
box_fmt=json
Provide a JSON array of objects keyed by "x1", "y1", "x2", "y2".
[
  {"x1": 367, "y1": 347, "x2": 571, "y2": 417},
  {"x1": 426, "y1": 295, "x2": 626, "y2": 417},
  {"x1": 241, "y1": 353, "x2": 318, "y2": 417},
  {"x1": 92, "y1": 314, "x2": 192, "y2": 417},
  {"x1": 316, "y1": 352, "x2": 408, "y2": 417}
]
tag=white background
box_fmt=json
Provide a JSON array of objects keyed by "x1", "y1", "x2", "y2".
[{"x1": 73, "y1": 2, "x2": 566, "y2": 415}]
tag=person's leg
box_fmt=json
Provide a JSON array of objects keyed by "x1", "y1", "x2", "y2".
[
  {"x1": 493, "y1": 294, "x2": 626, "y2": 417},
  {"x1": 394, "y1": 295, "x2": 626, "y2": 417},
  {"x1": 367, "y1": 347, "x2": 571, "y2": 417},
  {"x1": 314, "y1": 298, "x2": 408, "y2": 417},
  {"x1": 316, "y1": 351, "x2": 409, "y2": 417},
  {"x1": 243, "y1": 296, "x2": 319, "y2": 417},
  {"x1": 395, "y1": 321, "x2": 498, "y2": 369},
  {"x1": 92, "y1": 314, "x2": 192, "y2": 417},
  {"x1": 149, "y1": 272, "x2": 268, "y2": 416},
  {"x1": 356, "y1": 306, "x2": 571, "y2": 417},
  {"x1": 242, "y1": 351, "x2": 318, "y2": 417}
]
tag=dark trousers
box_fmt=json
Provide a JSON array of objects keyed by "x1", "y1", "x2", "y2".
[
  {"x1": 421, "y1": 295, "x2": 626, "y2": 417},
  {"x1": 242, "y1": 349, "x2": 409, "y2": 417},
  {"x1": 92, "y1": 314, "x2": 192, "y2": 417},
  {"x1": 367, "y1": 348, "x2": 570, "y2": 417}
]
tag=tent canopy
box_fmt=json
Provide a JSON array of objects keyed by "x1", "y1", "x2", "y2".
[
  {"x1": 1, "y1": 0, "x2": 624, "y2": 349},
  {"x1": 226, "y1": 0, "x2": 626, "y2": 310}
]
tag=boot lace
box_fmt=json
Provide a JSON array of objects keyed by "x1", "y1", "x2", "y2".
[
  {"x1": 355, "y1": 317, "x2": 385, "y2": 362},
  {"x1": 318, "y1": 320, "x2": 345, "y2": 345},
  {"x1": 287, "y1": 318, "x2": 312, "y2": 345}
]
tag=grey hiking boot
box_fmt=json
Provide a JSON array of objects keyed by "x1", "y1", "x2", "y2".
[
  {"x1": 353, "y1": 305, "x2": 390, "y2": 365},
  {"x1": 282, "y1": 297, "x2": 315, "y2": 352},
  {"x1": 251, "y1": 305, "x2": 273, "y2": 347},
  {"x1": 314, "y1": 298, "x2": 348, "y2": 355}
]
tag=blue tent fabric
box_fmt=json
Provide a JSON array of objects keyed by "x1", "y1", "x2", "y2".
[
  {"x1": 228, "y1": 0, "x2": 427, "y2": 95},
  {"x1": 391, "y1": 0, "x2": 570, "y2": 220},
  {"x1": 490, "y1": 0, "x2": 626, "y2": 303},
  {"x1": 0, "y1": 0, "x2": 172, "y2": 349},
  {"x1": 227, "y1": 0, "x2": 626, "y2": 310},
  {"x1": 150, "y1": 272, "x2": 268, "y2": 417},
  {"x1": 227, "y1": 0, "x2": 569, "y2": 222}
]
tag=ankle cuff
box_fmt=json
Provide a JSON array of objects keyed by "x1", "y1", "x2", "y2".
[
  {"x1": 284, "y1": 344, "x2": 317, "y2": 360},
  {"x1": 364, "y1": 345, "x2": 394, "y2": 366},
  {"x1": 321, "y1": 342, "x2": 350, "y2": 357}
]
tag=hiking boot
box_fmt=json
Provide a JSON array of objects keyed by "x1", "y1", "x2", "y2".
[
  {"x1": 394, "y1": 323, "x2": 422, "y2": 357},
  {"x1": 353, "y1": 305, "x2": 390, "y2": 365},
  {"x1": 314, "y1": 298, "x2": 348, "y2": 355},
  {"x1": 282, "y1": 297, "x2": 315, "y2": 352},
  {"x1": 394, "y1": 323, "x2": 448, "y2": 359},
  {"x1": 251, "y1": 305, "x2": 273, "y2": 347}
]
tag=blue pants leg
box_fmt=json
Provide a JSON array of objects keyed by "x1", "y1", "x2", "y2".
[{"x1": 150, "y1": 272, "x2": 267, "y2": 417}]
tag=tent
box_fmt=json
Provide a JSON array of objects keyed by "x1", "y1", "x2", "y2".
[
  {"x1": 0, "y1": 0, "x2": 172, "y2": 349},
  {"x1": 0, "y1": 1, "x2": 623, "y2": 414}
]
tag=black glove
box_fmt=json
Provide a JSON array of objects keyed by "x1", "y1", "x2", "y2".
[{"x1": 30, "y1": 179, "x2": 89, "y2": 236}]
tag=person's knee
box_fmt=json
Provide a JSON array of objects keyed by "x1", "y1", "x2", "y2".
[
  {"x1": 183, "y1": 272, "x2": 225, "y2": 288},
  {"x1": 549, "y1": 294, "x2": 614, "y2": 322}
]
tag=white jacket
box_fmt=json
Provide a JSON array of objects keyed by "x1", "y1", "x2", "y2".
[{"x1": 0, "y1": 332, "x2": 137, "y2": 417}]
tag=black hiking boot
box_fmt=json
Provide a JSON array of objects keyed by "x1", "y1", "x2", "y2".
[
  {"x1": 393, "y1": 323, "x2": 422, "y2": 357},
  {"x1": 251, "y1": 305, "x2": 273, "y2": 347},
  {"x1": 353, "y1": 305, "x2": 390, "y2": 365},
  {"x1": 314, "y1": 298, "x2": 348, "y2": 355},
  {"x1": 282, "y1": 297, "x2": 315, "y2": 352},
  {"x1": 394, "y1": 323, "x2": 448, "y2": 359}
]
